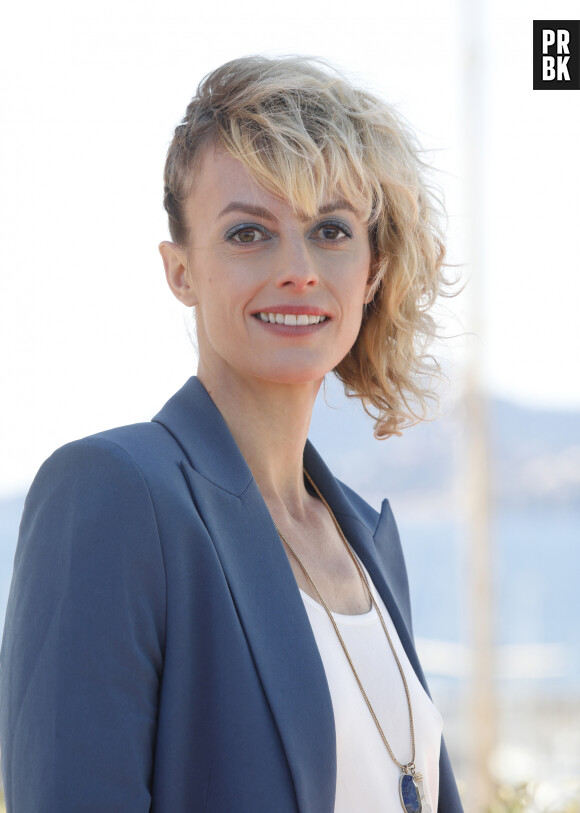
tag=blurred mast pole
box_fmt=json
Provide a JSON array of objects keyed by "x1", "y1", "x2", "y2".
[{"x1": 459, "y1": 0, "x2": 497, "y2": 807}]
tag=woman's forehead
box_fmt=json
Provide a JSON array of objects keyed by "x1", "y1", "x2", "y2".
[
  {"x1": 188, "y1": 145, "x2": 370, "y2": 223},
  {"x1": 191, "y1": 141, "x2": 371, "y2": 220}
]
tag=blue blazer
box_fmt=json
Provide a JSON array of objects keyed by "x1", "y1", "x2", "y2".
[{"x1": 0, "y1": 376, "x2": 463, "y2": 812}]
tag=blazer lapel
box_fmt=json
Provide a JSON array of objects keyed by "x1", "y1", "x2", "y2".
[
  {"x1": 302, "y1": 440, "x2": 432, "y2": 699},
  {"x1": 152, "y1": 377, "x2": 336, "y2": 813}
]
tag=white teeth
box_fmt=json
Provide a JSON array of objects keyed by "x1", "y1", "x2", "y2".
[{"x1": 257, "y1": 312, "x2": 327, "y2": 325}]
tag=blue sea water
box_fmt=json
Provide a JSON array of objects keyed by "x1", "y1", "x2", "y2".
[{"x1": 398, "y1": 507, "x2": 580, "y2": 689}]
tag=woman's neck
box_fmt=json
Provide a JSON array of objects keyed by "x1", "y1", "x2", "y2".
[{"x1": 197, "y1": 364, "x2": 321, "y2": 516}]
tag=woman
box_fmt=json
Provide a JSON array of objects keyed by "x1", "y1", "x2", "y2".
[{"x1": 0, "y1": 56, "x2": 463, "y2": 812}]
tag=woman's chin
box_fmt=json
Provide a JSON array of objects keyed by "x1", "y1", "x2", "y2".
[
  {"x1": 250, "y1": 350, "x2": 348, "y2": 386},
  {"x1": 254, "y1": 367, "x2": 329, "y2": 387}
]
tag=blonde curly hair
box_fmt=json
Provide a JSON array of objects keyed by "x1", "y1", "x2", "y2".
[{"x1": 163, "y1": 55, "x2": 451, "y2": 438}]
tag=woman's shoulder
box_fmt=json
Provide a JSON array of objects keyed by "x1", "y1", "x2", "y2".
[
  {"x1": 34, "y1": 419, "x2": 183, "y2": 494},
  {"x1": 22, "y1": 423, "x2": 169, "y2": 535},
  {"x1": 60, "y1": 419, "x2": 180, "y2": 466},
  {"x1": 18, "y1": 421, "x2": 192, "y2": 562}
]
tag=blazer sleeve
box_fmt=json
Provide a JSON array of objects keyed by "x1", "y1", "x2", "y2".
[{"x1": 0, "y1": 437, "x2": 166, "y2": 813}]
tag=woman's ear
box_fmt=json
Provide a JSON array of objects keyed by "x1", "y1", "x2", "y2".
[{"x1": 158, "y1": 241, "x2": 198, "y2": 307}]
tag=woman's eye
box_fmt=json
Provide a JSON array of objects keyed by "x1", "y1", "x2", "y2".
[
  {"x1": 227, "y1": 226, "x2": 269, "y2": 244},
  {"x1": 313, "y1": 222, "x2": 352, "y2": 241}
]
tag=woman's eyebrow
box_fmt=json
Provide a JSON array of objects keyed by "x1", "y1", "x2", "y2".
[
  {"x1": 217, "y1": 199, "x2": 358, "y2": 222},
  {"x1": 316, "y1": 199, "x2": 357, "y2": 217},
  {"x1": 217, "y1": 202, "x2": 277, "y2": 221}
]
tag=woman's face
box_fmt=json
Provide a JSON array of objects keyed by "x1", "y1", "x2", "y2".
[{"x1": 161, "y1": 145, "x2": 373, "y2": 391}]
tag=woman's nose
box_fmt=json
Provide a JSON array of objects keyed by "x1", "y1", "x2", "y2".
[{"x1": 274, "y1": 237, "x2": 319, "y2": 291}]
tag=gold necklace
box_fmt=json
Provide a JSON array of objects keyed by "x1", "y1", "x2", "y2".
[{"x1": 274, "y1": 469, "x2": 432, "y2": 813}]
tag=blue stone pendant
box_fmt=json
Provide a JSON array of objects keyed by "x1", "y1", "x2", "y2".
[{"x1": 399, "y1": 773, "x2": 422, "y2": 813}]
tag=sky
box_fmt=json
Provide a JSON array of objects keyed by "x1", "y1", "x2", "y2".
[{"x1": 1, "y1": 0, "x2": 579, "y2": 493}]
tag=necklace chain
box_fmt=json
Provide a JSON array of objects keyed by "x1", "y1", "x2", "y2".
[{"x1": 273, "y1": 469, "x2": 416, "y2": 773}]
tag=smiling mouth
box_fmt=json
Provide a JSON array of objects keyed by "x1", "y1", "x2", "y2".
[{"x1": 255, "y1": 312, "x2": 328, "y2": 326}]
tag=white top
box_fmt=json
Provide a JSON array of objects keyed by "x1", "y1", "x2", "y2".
[{"x1": 300, "y1": 558, "x2": 441, "y2": 813}]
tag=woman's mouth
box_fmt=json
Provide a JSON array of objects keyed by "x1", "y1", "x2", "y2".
[{"x1": 255, "y1": 312, "x2": 328, "y2": 326}]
